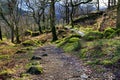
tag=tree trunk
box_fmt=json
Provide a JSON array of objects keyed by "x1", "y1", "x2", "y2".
[
  {"x1": 42, "y1": 10, "x2": 45, "y2": 30},
  {"x1": 114, "y1": 0, "x2": 116, "y2": 5},
  {"x1": 108, "y1": 0, "x2": 111, "y2": 9},
  {"x1": 11, "y1": 27, "x2": 14, "y2": 43},
  {"x1": 15, "y1": 26, "x2": 20, "y2": 43},
  {"x1": 97, "y1": 0, "x2": 100, "y2": 11},
  {"x1": 66, "y1": 6, "x2": 69, "y2": 24},
  {"x1": 116, "y1": 0, "x2": 120, "y2": 28},
  {"x1": 70, "y1": 0, "x2": 74, "y2": 28},
  {"x1": 38, "y1": 23, "x2": 43, "y2": 34},
  {"x1": 0, "y1": 26, "x2": 2, "y2": 40},
  {"x1": 50, "y1": 0, "x2": 58, "y2": 41}
]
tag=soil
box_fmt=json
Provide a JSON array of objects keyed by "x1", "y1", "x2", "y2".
[{"x1": 30, "y1": 45, "x2": 93, "y2": 80}]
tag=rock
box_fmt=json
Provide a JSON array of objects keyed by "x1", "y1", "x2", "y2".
[
  {"x1": 81, "y1": 73, "x2": 88, "y2": 79},
  {"x1": 15, "y1": 49, "x2": 26, "y2": 54},
  {"x1": 31, "y1": 56, "x2": 42, "y2": 60},
  {"x1": 26, "y1": 66, "x2": 43, "y2": 75},
  {"x1": 42, "y1": 54, "x2": 48, "y2": 57}
]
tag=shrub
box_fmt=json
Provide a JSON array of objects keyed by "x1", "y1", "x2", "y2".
[
  {"x1": 103, "y1": 28, "x2": 115, "y2": 38},
  {"x1": 84, "y1": 31, "x2": 103, "y2": 41}
]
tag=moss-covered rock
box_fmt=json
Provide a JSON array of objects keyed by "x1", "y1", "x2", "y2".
[
  {"x1": 22, "y1": 40, "x2": 41, "y2": 47},
  {"x1": 26, "y1": 66, "x2": 43, "y2": 75},
  {"x1": 58, "y1": 36, "x2": 81, "y2": 52},
  {"x1": 84, "y1": 31, "x2": 103, "y2": 41}
]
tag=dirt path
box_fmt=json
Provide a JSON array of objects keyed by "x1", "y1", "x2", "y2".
[{"x1": 31, "y1": 45, "x2": 93, "y2": 80}]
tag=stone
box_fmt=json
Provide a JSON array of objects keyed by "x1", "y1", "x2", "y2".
[
  {"x1": 27, "y1": 66, "x2": 43, "y2": 75},
  {"x1": 42, "y1": 54, "x2": 48, "y2": 57},
  {"x1": 81, "y1": 73, "x2": 88, "y2": 79},
  {"x1": 31, "y1": 56, "x2": 42, "y2": 60}
]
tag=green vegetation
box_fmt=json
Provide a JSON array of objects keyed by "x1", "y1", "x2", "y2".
[
  {"x1": 83, "y1": 31, "x2": 103, "y2": 41},
  {"x1": 22, "y1": 39, "x2": 41, "y2": 47},
  {"x1": 103, "y1": 28, "x2": 115, "y2": 38},
  {"x1": 26, "y1": 61, "x2": 43, "y2": 75},
  {"x1": 57, "y1": 34, "x2": 81, "y2": 52}
]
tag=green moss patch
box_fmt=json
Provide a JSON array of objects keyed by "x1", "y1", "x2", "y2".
[
  {"x1": 22, "y1": 40, "x2": 41, "y2": 47},
  {"x1": 57, "y1": 35, "x2": 81, "y2": 52},
  {"x1": 83, "y1": 31, "x2": 103, "y2": 41},
  {"x1": 103, "y1": 28, "x2": 115, "y2": 38},
  {"x1": 26, "y1": 66, "x2": 43, "y2": 75}
]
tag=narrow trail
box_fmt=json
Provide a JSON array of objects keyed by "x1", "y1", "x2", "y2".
[{"x1": 32, "y1": 45, "x2": 93, "y2": 80}]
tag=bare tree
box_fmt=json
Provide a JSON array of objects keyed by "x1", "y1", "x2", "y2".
[
  {"x1": 0, "y1": 0, "x2": 21, "y2": 43},
  {"x1": 70, "y1": 0, "x2": 92, "y2": 28},
  {"x1": 26, "y1": 0, "x2": 48, "y2": 34},
  {"x1": 116, "y1": 0, "x2": 120, "y2": 28},
  {"x1": 97, "y1": 0, "x2": 99, "y2": 11},
  {"x1": 50, "y1": 0, "x2": 58, "y2": 41},
  {"x1": 0, "y1": 25, "x2": 2, "y2": 40}
]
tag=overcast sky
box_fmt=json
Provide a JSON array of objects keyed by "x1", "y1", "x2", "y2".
[{"x1": 20, "y1": 0, "x2": 110, "y2": 11}]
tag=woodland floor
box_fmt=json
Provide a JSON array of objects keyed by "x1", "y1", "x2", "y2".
[
  {"x1": 19, "y1": 44, "x2": 116, "y2": 80},
  {"x1": 31, "y1": 45, "x2": 92, "y2": 80},
  {"x1": 0, "y1": 43, "x2": 118, "y2": 80}
]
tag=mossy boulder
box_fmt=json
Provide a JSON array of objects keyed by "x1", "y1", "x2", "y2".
[
  {"x1": 84, "y1": 31, "x2": 103, "y2": 41},
  {"x1": 61, "y1": 37, "x2": 81, "y2": 52},
  {"x1": 22, "y1": 40, "x2": 41, "y2": 47},
  {"x1": 26, "y1": 66, "x2": 43, "y2": 75}
]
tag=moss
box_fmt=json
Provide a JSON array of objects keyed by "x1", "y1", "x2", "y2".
[
  {"x1": 0, "y1": 55, "x2": 10, "y2": 60},
  {"x1": 20, "y1": 73, "x2": 30, "y2": 78},
  {"x1": 16, "y1": 49, "x2": 27, "y2": 54},
  {"x1": 26, "y1": 65, "x2": 43, "y2": 75},
  {"x1": 26, "y1": 61, "x2": 43, "y2": 75},
  {"x1": 100, "y1": 60, "x2": 113, "y2": 66},
  {"x1": 79, "y1": 49, "x2": 88, "y2": 58},
  {"x1": 68, "y1": 37, "x2": 80, "y2": 43},
  {"x1": 103, "y1": 28, "x2": 115, "y2": 38},
  {"x1": 109, "y1": 29, "x2": 120, "y2": 38},
  {"x1": 63, "y1": 41, "x2": 80, "y2": 52},
  {"x1": 0, "y1": 69, "x2": 15, "y2": 79},
  {"x1": 86, "y1": 59, "x2": 100, "y2": 65},
  {"x1": 62, "y1": 37, "x2": 81, "y2": 52},
  {"x1": 84, "y1": 36, "x2": 95, "y2": 41},
  {"x1": 57, "y1": 34, "x2": 81, "y2": 47},
  {"x1": 84, "y1": 31, "x2": 103, "y2": 41},
  {"x1": 22, "y1": 40, "x2": 41, "y2": 47}
]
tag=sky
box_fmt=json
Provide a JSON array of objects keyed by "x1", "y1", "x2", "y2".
[{"x1": 19, "y1": 0, "x2": 110, "y2": 11}]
